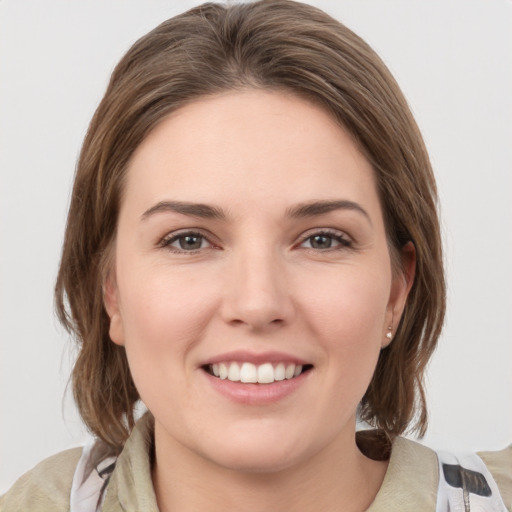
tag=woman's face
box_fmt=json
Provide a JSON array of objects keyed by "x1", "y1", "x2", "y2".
[{"x1": 105, "y1": 90, "x2": 412, "y2": 472}]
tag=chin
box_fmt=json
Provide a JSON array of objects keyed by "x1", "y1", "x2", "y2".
[
  {"x1": 197, "y1": 428, "x2": 313, "y2": 474},
  {"x1": 209, "y1": 446, "x2": 303, "y2": 474}
]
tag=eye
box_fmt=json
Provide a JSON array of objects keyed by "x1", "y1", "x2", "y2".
[
  {"x1": 160, "y1": 231, "x2": 213, "y2": 253},
  {"x1": 299, "y1": 230, "x2": 353, "y2": 250}
]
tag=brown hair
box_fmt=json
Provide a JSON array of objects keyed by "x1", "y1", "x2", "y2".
[{"x1": 55, "y1": 0, "x2": 445, "y2": 451}]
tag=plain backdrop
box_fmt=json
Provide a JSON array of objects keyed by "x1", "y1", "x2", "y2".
[{"x1": 1, "y1": 0, "x2": 511, "y2": 494}]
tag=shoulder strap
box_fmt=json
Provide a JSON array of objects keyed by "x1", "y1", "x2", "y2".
[
  {"x1": 70, "y1": 440, "x2": 117, "y2": 512},
  {"x1": 436, "y1": 450, "x2": 508, "y2": 512}
]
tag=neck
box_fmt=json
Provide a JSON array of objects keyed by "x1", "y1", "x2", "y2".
[{"x1": 152, "y1": 422, "x2": 388, "y2": 512}]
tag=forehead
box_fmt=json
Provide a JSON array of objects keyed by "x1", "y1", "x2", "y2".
[{"x1": 123, "y1": 89, "x2": 380, "y2": 218}]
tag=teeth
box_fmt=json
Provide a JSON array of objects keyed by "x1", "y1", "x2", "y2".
[
  {"x1": 240, "y1": 362, "x2": 257, "y2": 383},
  {"x1": 219, "y1": 363, "x2": 228, "y2": 379},
  {"x1": 227, "y1": 362, "x2": 240, "y2": 381},
  {"x1": 257, "y1": 363, "x2": 274, "y2": 384},
  {"x1": 274, "y1": 363, "x2": 285, "y2": 381},
  {"x1": 285, "y1": 364, "x2": 295, "y2": 379},
  {"x1": 209, "y1": 361, "x2": 306, "y2": 384}
]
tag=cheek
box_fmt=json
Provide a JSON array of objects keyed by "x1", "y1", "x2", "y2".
[
  {"x1": 296, "y1": 264, "x2": 390, "y2": 387},
  {"x1": 114, "y1": 261, "x2": 220, "y2": 379},
  {"x1": 300, "y1": 264, "x2": 390, "y2": 339}
]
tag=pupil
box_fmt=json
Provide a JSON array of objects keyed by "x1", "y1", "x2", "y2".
[
  {"x1": 311, "y1": 235, "x2": 331, "y2": 249},
  {"x1": 180, "y1": 235, "x2": 201, "y2": 250}
]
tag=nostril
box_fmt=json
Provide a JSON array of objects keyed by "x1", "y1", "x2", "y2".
[{"x1": 227, "y1": 316, "x2": 286, "y2": 331}]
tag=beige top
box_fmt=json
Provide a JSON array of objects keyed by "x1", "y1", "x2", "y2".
[{"x1": 1, "y1": 415, "x2": 511, "y2": 511}]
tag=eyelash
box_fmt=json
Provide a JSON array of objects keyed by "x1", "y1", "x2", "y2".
[
  {"x1": 158, "y1": 229, "x2": 353, "y2": 254},
  {"x1": 159, "y1": 230, "x2": 214, "y2": 253},
  {"x1": 298, "y1": 229, "x2": 353, "y2": 251}
]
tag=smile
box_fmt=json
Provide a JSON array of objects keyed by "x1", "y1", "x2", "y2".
[{"x1": 205, "y1": 362, "x2": 312, "y2": 384}]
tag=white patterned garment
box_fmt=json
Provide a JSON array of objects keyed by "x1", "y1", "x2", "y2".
[
  {"x1": 436, "y1": 451, "x2": 508, "y2": 512},
  {"x1": 70, "y1": 440, "x2": 116, "y2": 512}
]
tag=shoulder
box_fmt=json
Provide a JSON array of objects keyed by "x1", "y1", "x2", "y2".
[
  {"x1": 0, "y1": 447, "x2": 83, "y2": 512},
  {"x1": 366, "y1": 434, "x2": 439, "y2": 511},
  {"x1": 386, "y1": 436, "x2": 439, "y2": 504},
  {"x1": 370, "y1": 437, "x2": 512, "y2": 511},
  {"x1": 478, "y1": 444, "x2": 512, "y2": 508}
]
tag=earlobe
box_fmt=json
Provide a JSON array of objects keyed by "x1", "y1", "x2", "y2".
[
  {"x1": 383, "y1": 242, "x2": 416, "y2": 347},
  {"x1": 103, "y1": 270, "x2": 125, "y2": 346}
]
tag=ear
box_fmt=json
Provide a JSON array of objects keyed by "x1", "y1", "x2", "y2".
[
  {"x1": 103, "y1": 269, "x2": 125, "y2": 346},
  {"x1": 382, "y1": 241, "x2": 416, "y2": 348}
]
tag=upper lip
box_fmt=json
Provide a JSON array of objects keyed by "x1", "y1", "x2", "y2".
[{"x1": 202, "y1": 350, "x2": 311, "y2": 366}]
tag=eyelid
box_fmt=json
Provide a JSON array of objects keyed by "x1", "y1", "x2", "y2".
[
  {"x1": 296, "y1": 227, "x2": 354, "y2": 249},
  {"x1": 298, "y1": 227, "x2": 352, "y2": 240},
  {"x1": 158, "y1": 228, "x2": 219, "y2": 253}
]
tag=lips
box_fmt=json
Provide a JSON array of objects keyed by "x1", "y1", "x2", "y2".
[{"x1": 200, "y1": 352, "x2": 313, "y2": 404}]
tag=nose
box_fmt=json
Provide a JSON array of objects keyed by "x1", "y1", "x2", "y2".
[{"x1": 220, "y1": 247, "x2": 295, "y2": 332}]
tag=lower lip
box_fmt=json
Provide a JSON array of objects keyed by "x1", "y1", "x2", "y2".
[{"x1": 201, "y1": 369, "x2": 311, "y2": 405}]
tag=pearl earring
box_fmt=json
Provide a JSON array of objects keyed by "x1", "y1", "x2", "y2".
[{"x1": 386, "y1": 326, "x2": 393, "y2": 340}]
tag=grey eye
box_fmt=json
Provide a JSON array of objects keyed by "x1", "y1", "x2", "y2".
[
  {"x1": 300, "y1": 231, "x2": 352, "y2": 250},
  {"x1": 308, "y1": 235, "x2": 333, "y2": 249},
  {"x1": 163, "y1": 232, "x2": 210, "y2": 252},
  {"x1": 176, "y1": 234, "x2": 205, "y2": 250}
]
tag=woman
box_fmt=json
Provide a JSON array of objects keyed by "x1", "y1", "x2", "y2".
[{"x1": 1, "y1": 1, "x2": 510, "y2": 510}]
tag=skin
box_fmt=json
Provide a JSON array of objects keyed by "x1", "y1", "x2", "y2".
[{"x1": 104, "y1": 89, "x2": 415, "y2": 512}]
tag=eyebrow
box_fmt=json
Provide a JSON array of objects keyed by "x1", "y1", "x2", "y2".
[
  {"x1": 286, "y1": 200, "x2": 371, "y2": 224},
  {"x1": 141, "y1": 200, "x2": 226, "y2": 221},
  {"x1": 141, "y1": 199, "x2": 371, "y2": 223}
]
